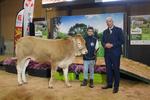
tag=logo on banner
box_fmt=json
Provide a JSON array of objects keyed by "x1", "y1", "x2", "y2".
[
  {"x1": 16, "y1": 14, "x2": 23, "y2": 27},
  {"x1": 25, "y1": 0, "x2": 34, "y2": 7}
]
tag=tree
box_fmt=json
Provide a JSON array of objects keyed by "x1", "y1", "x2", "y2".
[{"x1": 68, "y1": 23, "x2": 87, "y2": 38}]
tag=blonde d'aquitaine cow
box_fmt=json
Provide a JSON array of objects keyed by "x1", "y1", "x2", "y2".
[{"x1": 15, "y1": 35, "x2": 87, "y2": 88}]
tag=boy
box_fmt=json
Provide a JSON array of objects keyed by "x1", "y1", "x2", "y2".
[{"x1": 81, "y1": 27, "x2": 99, "y2": 88}]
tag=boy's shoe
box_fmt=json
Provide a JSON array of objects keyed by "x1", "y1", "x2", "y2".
[
  {"x1": 89, "y1": 79, "x2": 94, "y2": 88},
  {"x1": 81, "y1": 79, "x2": 88, "y2": 86},
  {"x1": 113, "y1": 88, "x2": 119, "y2": 94}
]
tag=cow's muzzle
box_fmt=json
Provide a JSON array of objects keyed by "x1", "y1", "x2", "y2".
[{"x1": 79, "y1": 47, "x2": 88, "y2": 55}]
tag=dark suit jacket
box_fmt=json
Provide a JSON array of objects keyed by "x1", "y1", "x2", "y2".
[{"x1": 101, "y1": 26, "x2": 125, "y2": 56}]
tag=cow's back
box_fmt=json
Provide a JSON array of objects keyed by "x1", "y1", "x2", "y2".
[{"x1": 16, "y1": 36, "x2": 75, "y2": 63}]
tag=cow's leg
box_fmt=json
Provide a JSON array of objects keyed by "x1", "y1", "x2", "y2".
[
  {"x1": 48, "y1": 68, "x2": 55, "y2": 89},
  {"x1": 16, "y1": 61, "x2": 23, "y2": 86},
  {"x1": 48, "y1": 62, "x2": 56, "y2": 89},
  {"x1": 22, "y1": 59, "x2": 30, "y2": 84},
  {"x1": 63, "y1": 67, "x2": 72, "y2": 88}
]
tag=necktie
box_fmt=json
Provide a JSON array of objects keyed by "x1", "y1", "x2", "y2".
[{"x1": 109, "y1": 29, "x2": 112, "y2": 34}]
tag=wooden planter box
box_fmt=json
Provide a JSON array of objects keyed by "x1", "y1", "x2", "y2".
[{"x1": 5, "y1": 65, "x2": 17, "y2": 74}]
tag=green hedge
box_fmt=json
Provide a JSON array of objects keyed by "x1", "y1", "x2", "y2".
[{"x1": 54, "y1": 72, "x2": 106, "y2": 84}]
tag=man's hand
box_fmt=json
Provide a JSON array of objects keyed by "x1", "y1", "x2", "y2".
[{"x1": 105, "y1": 43, "x2": 113, "y2": 49}]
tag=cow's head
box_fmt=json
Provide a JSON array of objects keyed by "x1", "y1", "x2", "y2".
[{"x1": 73, "y1": 34, "x2": 88, "y2": 56}]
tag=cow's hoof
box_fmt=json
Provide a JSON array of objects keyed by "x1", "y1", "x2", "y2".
[
  {"x1": 48, "y1": 85, "x2": 53, "y2": 89},
  {"x1": 18, "y1": 84, "x2": 23, "y2": 86},
  {"x1": 67, "y1": 85, "x2": 72, "y2": 88},
  {"x1": 48, "y1": 86, "x2": 53, "y2": 89},
  {"x1": 23, "y1": 82, "x2": 28, "y2": 84},
  {"x1": 66, "y1": 84, "x2": 72, "y2": 88}
]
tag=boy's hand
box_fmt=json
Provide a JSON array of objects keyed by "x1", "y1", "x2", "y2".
[{"x1": 105, "y1": 43, "x2": 113, "y2": 48}]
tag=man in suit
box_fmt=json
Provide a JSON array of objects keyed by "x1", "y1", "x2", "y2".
[{"x1": 101, "y1": 17, "x2": 124, "y2": 93}]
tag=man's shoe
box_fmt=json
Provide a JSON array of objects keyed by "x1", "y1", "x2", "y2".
[
  {"x1": 89, "y1": 79, "x2": 94, "y2": 88},
  {"x1": 81, "y1": 79, "x2": 88, "y2": 86},
  {"x1": 101, "y1": 85, "x2": 112, "y2": 89},
  {"x1": 113, "y1": 88, "x2": 119, "y2": 94}
]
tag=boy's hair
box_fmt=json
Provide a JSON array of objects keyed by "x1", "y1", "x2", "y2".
[{"x1": 87, "y1": 27, "x2": 94, "y2": 31}]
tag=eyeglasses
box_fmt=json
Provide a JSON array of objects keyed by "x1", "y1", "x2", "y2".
[{"x1": 88, "y1": 31, "x2": 94, "y2": 32}]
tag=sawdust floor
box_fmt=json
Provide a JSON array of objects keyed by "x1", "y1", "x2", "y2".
[{"x1": 0, "y1": 70, "x2": 150, "y2": 100}]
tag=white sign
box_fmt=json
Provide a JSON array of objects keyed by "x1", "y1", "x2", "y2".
[
  {"x1": 130, "y1": 15, "x2": 150, "y2": 45},
  {"x1": 131, "y1": 40, "x2": 150, "y2": 45}
]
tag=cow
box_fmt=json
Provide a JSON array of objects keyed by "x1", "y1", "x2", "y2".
[{"x1": 15, "y1": 34, "x2": 87, "y2": 88}]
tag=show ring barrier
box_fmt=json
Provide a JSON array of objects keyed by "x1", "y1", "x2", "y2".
[{"x1": 1, "y1": 57, "x2": 150, "y2": 84}]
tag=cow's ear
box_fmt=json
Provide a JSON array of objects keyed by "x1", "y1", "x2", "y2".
[
  {"x1": 75, "y1": 34, "x2": 82, "y2": 38},
  {"x1": 67, "y1": 36, "x2": 72, "y2": 38},
  {"x1": 76, "y1": 34, "x2": 82, "y2": 36},
  {"x1": 68, "y1": 34, "x2": 75, "y2": 37}
]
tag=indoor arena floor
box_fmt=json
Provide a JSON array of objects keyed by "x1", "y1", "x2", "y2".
[{"x1": 0, "y1": 70, "x2": 150, "y2": 100}]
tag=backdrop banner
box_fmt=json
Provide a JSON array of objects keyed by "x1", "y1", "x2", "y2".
[
  {"x1": 14, "y1": 9, "x2": 24, "y2": 49},
  {"x1": 130, "y1": 15, "x2": 150, "y2": 45},
  {"x1": 23, "y1": 0, "x2": 35, "y2": 36},
  {"x1": 51, "y1": 13, "x2": 124, "y2": 57}
]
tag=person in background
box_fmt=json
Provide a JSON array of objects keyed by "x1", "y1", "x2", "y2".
[
  {"x1": 101, "y1": 17, "x2": 124, "y2": 93},
  {"x1": 81, "y1": 27, "x2": 99, "y2": 88}
]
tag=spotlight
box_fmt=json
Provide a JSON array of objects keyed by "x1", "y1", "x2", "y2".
[
  {"x1": 95, "y1": 0, "x2": 121, "y2": 2},
  {"x1": 102, "y1": 0, "x2": 120, "y2": 2}
]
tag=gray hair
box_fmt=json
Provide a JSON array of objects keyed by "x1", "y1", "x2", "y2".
[{"x1": 106, "y1": 17, "x2": 113, "y2": 21}]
